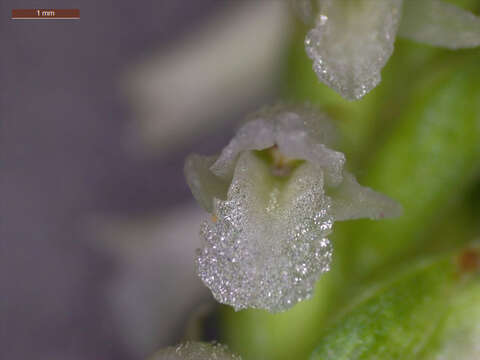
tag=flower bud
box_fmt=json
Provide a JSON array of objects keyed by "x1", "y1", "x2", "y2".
[{"x1": 148, "y1": 341, "x2": 241, "y2": 360}]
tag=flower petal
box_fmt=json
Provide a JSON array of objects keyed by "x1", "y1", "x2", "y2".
[
  {"x1": 196, "y1": 151, "x2": 334, "y2": 312},
  {"x1": 305, "y1": 0, "x2": 403, "y2": 100},
  {"x1": 212, "y1": 105, "x2": 345, "y2": 185},
  {"x1": 275, "y1": 113, "x2": 345, "y2": 186},
  {"x1": 399, "y1": 0, "x2": 480, "y2": 49},
  {"x1": 210, "y1": 117, "x2": 275, "y2": 179},
  {"x1": 184, "y1": 154, "x2": 229, "y2": 212},
  {"x1": 328, "y1": 171, "x2": 403, "y2": 221}
]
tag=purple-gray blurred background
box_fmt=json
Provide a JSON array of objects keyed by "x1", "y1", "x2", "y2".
[{"x1": 0, "y1": 1, "x2": 251, "y2": 359}]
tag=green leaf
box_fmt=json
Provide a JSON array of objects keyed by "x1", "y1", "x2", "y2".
[{"x1": 310, "y1": 251, "x2": 480, "y2": 360}]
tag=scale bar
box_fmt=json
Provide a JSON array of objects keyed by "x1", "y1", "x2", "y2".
[{"x1": 12, "y1": 9, "x2": 80, "y2": 20}]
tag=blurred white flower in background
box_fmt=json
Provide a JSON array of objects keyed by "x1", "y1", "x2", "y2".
[
  {"x1": 185, "y1": 104, "x2": 402, "y2": 312},
  {"x1": 297, "y1": 0, "x2": 480, "y2": 100},
  {"x1": 122, "y1": 1, "x2": 291, "y2": 154},
  {"x1": 148, "y1": 341, "x2": 241, "y2": 360},
  {"x1": 93, "y1": 205, "x2": 209, "y2": 358}
]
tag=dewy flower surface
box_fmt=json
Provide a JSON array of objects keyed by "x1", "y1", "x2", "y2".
[
  {"x1": 185, "y1": 105, "x2": 402, "y2": 312},
  {"x1": 149, "y1": 341, "x2": 241, "y2": 360},
  {"x1": 299, "y1": 0, "x2": 480, "y2": 100}
]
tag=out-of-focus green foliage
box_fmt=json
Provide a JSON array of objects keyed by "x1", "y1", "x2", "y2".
[
  {"x1": 343, "y1": 49, "x2": 480, "y2": 275},
  {"x1": 219, "y1": 4, "x2": 480, "y2": 359}
]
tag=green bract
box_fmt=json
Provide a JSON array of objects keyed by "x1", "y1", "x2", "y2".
[{"x1": 310, "y1": 250, "x2": 480, "y2": 360}]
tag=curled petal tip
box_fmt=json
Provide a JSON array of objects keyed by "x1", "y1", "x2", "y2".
[{"x1": 328, "y1": 171, "x2": 403, "y2": 222}]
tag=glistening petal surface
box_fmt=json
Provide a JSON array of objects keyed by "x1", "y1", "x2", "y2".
[
  {"x1": 305, "y1": 0, "x2": 403, "y2": 100},
  {"x1": 197, "y1": 152, "x2": 334, "y2": 312}
]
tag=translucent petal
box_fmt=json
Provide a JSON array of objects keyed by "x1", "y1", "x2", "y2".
[
  {"x1": 210, "y1": 117, "x2": 275, "y2": 179},
  {"x1": 328, "y1": 171, "x2": 403, "y2": 221},
  {"x1": 305, "y1": 0, "x2": 403, "y2": 100},
  {"x1": 149, "y1": 341, "x2": 241, "y2": 360},
  {"x1": 184, "y1": 154, "x2": 229, "y2": 212},
  {"x1": 275, "y1": 113, "x2": 345, "y2": 186},
  {"x1": 399, "y1": 0, "x2": 480, "y2": 49},
  {"x1": 212, "y1": 105, "x2": 345, "y2": 185},
  {"x1": 287, "y1": 104, "x2": 339, "y2": 147},
  {"x1": 196, "y1": 152, "x2": 334, "y2": 312}
]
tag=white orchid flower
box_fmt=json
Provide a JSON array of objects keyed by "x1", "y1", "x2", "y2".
[
  {"x1": 149, "y1": 341, "x2": 241, "y2": 360},
  {"x1": 184, "y1": 105, "x2": 402, "y2": 312},
  {"x1": 297, "y1": 0, "x2": 480, "y2": 100}
]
